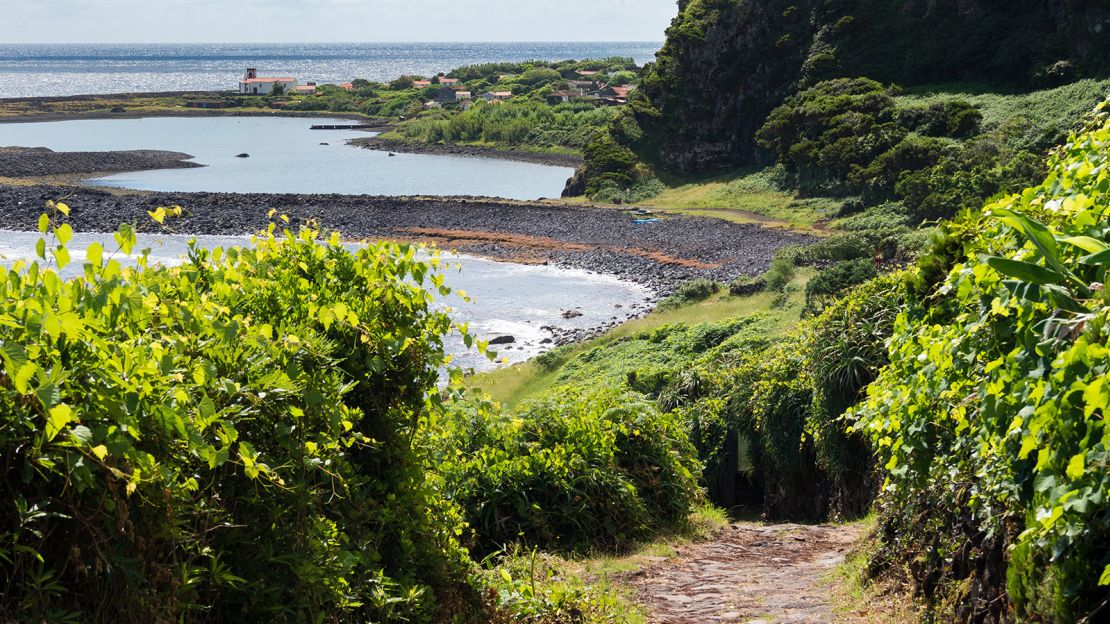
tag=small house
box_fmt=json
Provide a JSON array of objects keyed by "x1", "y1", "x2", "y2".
[
  {"x1": 480, "y1": 91, "x2": 512, "y2": 101},
  {"x1": 454, "y1": 91, "x2": 472, "y2": 101},
  {"x1": 238, "y1": 68, "x2": 298, "y2": 95},
  {"x1": 576, "y1": 69, "x2": 599, "y2": 77},
  {"x1": 412, "y1": 80, "x2": 432, "y2": 88},
  {"x1": 292, "y1": 82, "x2": 317, "y2": 95},
  {"x1": 546, "y1": 89, "x2": 584, "y2": 104},
  {"x1": 568, "y1": 80, "x2": 599, "y2": 93},
  {"x1": 598, "y1": 85, "x2": 633, "y2": 99},
  {"x1": 438, "y1": 77, "x2": 461, "y2": 86}
]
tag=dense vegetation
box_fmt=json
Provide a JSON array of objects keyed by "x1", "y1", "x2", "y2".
[
  {"x1": 394, "y1": 100, "x2": 614, "y2": 153},
  {"x1": 851, "y1": 104, "x2": 1110, "y2": 622},
  {"x1": 0, "y1": 206, "x2": 704, "y2": 623},
  {"x1": 612, "y1": 0, "x2": 1110, "y2": 176}
]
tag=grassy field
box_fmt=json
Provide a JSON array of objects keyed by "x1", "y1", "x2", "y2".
[
  {"x1": 468, "y1": 267, "x2": 813, "y2": 407},
  {"x1": 631, "y1": 166, "x2": 843, "y2": 232}
]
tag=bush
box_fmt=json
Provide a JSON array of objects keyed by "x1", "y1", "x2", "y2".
[
  {"x1": 802, "y1": 258, "x2": 879, "y2": 316},
  {"x1": 835, "y1": 201, "x2": 912, "y2": 231},
  {"x1": 728, "y1": 275, "x2": 765, "y2": 297},
  {"x1": 430, "y1": 390, "x2": 701, "y2": 553},
  {"x1": 762, "y1": 257, "x2": 796, "y2": 292},
  {"x1": 658, "y1": 278, "x2": 720, "y2": 309},
  {"x1": 0, "y1": 210, "x2": 481, "y2": 622}
]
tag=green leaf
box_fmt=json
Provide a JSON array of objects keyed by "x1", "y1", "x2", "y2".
[
  {"x1": 1060, "y1": 235, "x2": 1108, "y2": 254},
  {"x1": 45, "y1": 404, "x2": 74, "y2": 441},
  {"x1": 54, "y1": 246, "x2": 71, "y2": 270},
  {"x1": 1100, "y1": 564, "x2": 1110, "y2": 586},
  {"x1": 85, "y1": 242, "x2": 103, "y2": 267},
  {"x1": 1081, "y1": 248, "x2": 1110, "y2": 266},
  {"x1": 70, "y1": 424, "x2": 93, "y2": 445},
  {"x1": 985, "y1": 256, "x2": 1066, "y2": 285},
  {"x1": 1065, "y1": 452, "x2": 1086, "y2": 480},
  {"x1": 55, "y1": 223, "x2": 73, "y2": 246},
  {"x1": 12, "y1": 362, "x2": 36, "y2": 395},
  {"x1": 37, "y1": 213, "x2": 49, "y2": 234}
]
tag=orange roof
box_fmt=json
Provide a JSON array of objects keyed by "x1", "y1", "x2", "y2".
[{"x1": 242, "y1": 77, "x2": 296, "y2": 83}]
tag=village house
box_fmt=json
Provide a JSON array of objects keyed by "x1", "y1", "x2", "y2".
[
  {"x1": 412, "y1": 79, "x2": 432, "y2": 88},
  {"x1": 575, "y1": 69, "x2": 599, "y2": 77},
  {"x1": 568, "y1": 80, "x2": 600, "y2": 93},
  {"x1": 546, "y1": 89, "x2": 584, "y2": 104},
  {"x1": 437, "y1": 77, "x2": 461, "y2": 86},
  {"x1": 292, "y1": 82, "x2": 317, "y2": 95},
  {"x1": 454, "y1": 90, "x2": 472, "y2": 101},
  {"x1": 338, "y1": 82, "x2": 354, "y2": 91},
  {"x1": 238, "y1": 68, "x2": 298, "y2": 95},
  {"x1": 480, "y1": 91, "x2": 512, "y2": 101},
  {"x1": 598, "y1": 84, "x2": 633, "y2": 101}
]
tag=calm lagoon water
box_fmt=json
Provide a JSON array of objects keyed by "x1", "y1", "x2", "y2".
[
  {"x1": 0, "y1": 231, "x2": 650, "y2": 372},
  {"x1": 0, "y1": 117, "x2": 575, "y2": 200},
  {"x1": 0, "y1": 42, "x2": 662, "y2": 98}
]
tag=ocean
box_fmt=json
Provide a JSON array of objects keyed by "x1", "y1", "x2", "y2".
[{"x1": 0, "y1": 42, "x2": 662, "y2": 98}]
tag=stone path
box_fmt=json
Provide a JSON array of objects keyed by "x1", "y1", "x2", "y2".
[{"x1": 626, "y1": 523, "x2": 863, "y2": 623}]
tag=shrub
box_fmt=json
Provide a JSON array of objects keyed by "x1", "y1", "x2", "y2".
[
  {"x1": 0, "y1": 210, "x2": 481, "y2": 622},
  {"x1": 802, "y1": 258, "x2": 879, "y2": 316},
  {"x1": 658, "y1": 278, "x2": 720, "y2": 309},
  {"x1": 429, "y1": 390, "x2": 701, "y2": 553},
  {"x1": 762, "y1": 257, "x2": 796, "y2": 292},
  {"x1": 728, "y1": 275, "x2": 765, "y2": 296},
  {"x1": 835, "y1": 201, "x2": 912, "y2": 231}
]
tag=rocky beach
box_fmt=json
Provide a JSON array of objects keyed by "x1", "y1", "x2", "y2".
[{"x1": 0, "y1": 183, "x2": 811, "y2": 294}]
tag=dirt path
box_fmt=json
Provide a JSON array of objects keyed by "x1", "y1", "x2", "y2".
[{"x1": 627, "y1": 522, "x2": 863, "y2": 623}]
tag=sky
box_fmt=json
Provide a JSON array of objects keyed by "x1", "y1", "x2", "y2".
[{"x1": 0, "y1": 0, "x2": 677, "y2": 43}]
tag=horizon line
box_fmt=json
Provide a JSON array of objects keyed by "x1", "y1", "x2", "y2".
[{"x1": 0, "y1": 40, "x2": 665, "y2": 46}]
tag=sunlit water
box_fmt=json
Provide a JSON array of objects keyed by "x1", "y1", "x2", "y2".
[
  {"x1": 0, "y1": 117, "x2": 575, "y2": 199},
  {"x1": 0, "y1": 231, "x2": 651, "y2": 372},
  {"x1": 0, "y1": 42, "x2": 662, "y2": 98}
]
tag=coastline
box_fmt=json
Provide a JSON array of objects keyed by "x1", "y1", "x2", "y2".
[
  {"x1": 0, "y1": 147, "x2": 201, "y2": 177},
  {"x1": 348, "y1": 136, "x2": 584, "y2": 168},
  {"x1": 0, "y1": 182, "x2": 814, "y2": 295}
]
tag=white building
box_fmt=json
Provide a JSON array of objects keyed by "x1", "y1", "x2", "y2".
[{"x1": 238, "y1": 68, "x2": 298, "y2": 95}]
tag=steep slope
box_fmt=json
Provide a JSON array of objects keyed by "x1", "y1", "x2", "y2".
[{"x1": 628, "y1": 0, "x2": 1110, "y2": 175}]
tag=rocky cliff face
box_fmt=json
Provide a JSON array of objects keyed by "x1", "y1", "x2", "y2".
[{"x1": 628, "y1": 0, "x2": 1110, "y2": 175}]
